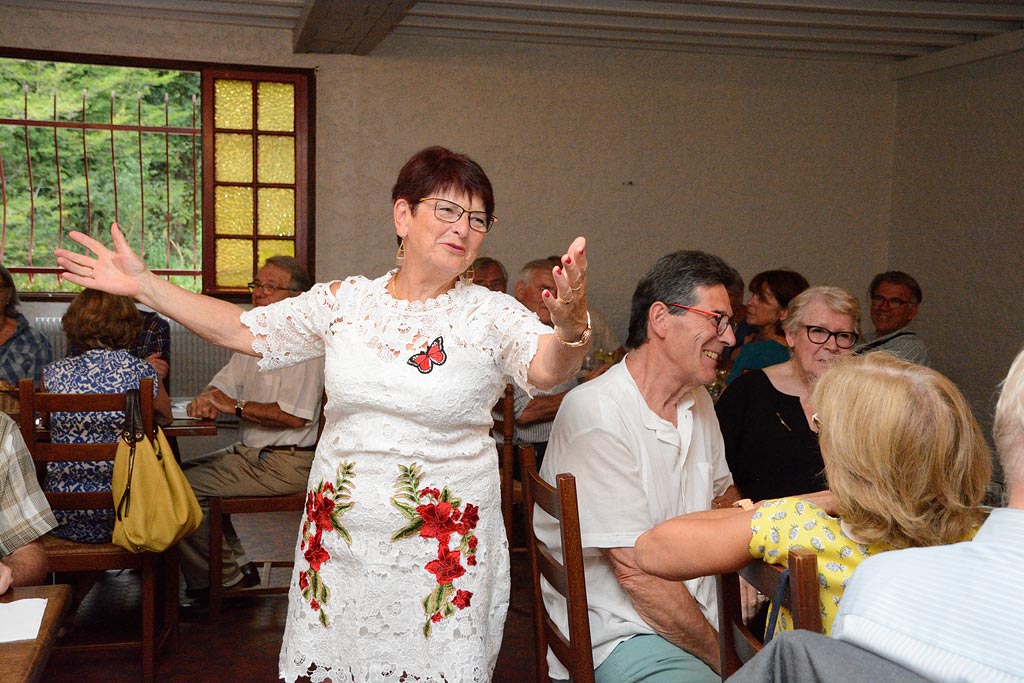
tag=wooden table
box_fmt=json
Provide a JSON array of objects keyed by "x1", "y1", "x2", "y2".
[
  {"x1": 0, "y1": 584, "x2": 71, "y2": 683},
  {"x1": 163, "y1": 417, "x2": 217, "y2": 438}
]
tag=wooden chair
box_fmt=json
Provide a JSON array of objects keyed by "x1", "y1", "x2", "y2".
[
  {"x1": 19, "y1": 378, "x2": 177, "y2": 683},
  {"x1": 493, "y1": 383, "x2": 519, "y2": 543},
  {"x1": 206, "y1": 491, "x2": 306, "y2": 620},
  {"x1": 717, "y1": 547, "x2": 823, "y2": 678},
  {"x1": 520, "y1": 444, "x2": 594, "y2": 683},
  {"x1": 206, "y1": 391, "x2": 326, "y2": 620}
]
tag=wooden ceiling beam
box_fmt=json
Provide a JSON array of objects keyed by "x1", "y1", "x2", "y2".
[{"x1": 293, "y1": 0, "x2": 419, "y2": 54}]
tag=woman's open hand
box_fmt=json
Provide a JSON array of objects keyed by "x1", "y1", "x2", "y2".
[
  {"x1": 543, "y1": 236, "x2": 589, "y2": 343},
  {"x1": 54, "y1": 223, "x2": 148, "y2": 298}
]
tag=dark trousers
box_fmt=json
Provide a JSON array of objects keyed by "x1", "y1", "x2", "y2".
[{"x1": 727, "y1": 631, "x2": 931, "y2": 683}]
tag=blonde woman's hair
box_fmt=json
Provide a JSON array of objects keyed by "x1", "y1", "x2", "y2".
[
  {"x1": 994, "y1": 345, "x2": 1024, "y2": 487},
  {"x1": 782, "y1": 285, "x2": 861, "y2": 338},
  {"x1": 812, "y1": 352, "x2": 990, "y2": 549}
]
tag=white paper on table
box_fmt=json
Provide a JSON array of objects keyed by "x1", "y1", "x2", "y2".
[
  {"x1": 0, "y1": 597, "x2": 46, "y2": 642},
  {"x1": 171, "y1": 398, "x2": 199, "y2": 420}
]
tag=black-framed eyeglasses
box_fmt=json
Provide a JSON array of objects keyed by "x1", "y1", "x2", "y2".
[
  {"x1": 667, "y1": 303, "x2": 732, "y2": 336},
  {"x1": 870, "y1": 295, "x2": 914, "y2": 308},
  {"x1": 805, "y1": 325, "x2": 859, "y2": 349},
  {"x1": 418, "y1": 197, "x2": 496, "y2": 233},
  {"x1": 247, "y1": 281, "x2": 300, "y2": 294}
]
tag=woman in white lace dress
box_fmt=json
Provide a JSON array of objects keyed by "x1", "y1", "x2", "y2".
[{"x1": 55, "y1": 146, "x2": 592, "y2": 682}]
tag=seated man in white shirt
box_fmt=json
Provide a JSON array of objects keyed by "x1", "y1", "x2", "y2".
[
  {"x1": 535, "y1": 250, "x2": 741, "y2": 683},
  {"x1": 179, "y1": 256, "x2": 324, "y2": 604}
]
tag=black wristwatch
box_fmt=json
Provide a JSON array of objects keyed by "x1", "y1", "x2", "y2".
[{"x1": 235, "y1": 398, "x2": 247, "y2": 417}]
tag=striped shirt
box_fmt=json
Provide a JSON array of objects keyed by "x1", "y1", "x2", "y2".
[
  {"x1": 833, "y1": 508, "x2": 1024, "y2": 683},
  {"x1": 856, "y1": 328, "x2": 930, "y2": 367}
]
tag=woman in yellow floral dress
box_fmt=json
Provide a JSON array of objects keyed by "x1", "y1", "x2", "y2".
[{"x1": 634, "y1": 352, "x2": 990, "y2": 634}]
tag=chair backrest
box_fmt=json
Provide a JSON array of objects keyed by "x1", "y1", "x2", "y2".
[
  {"x1": 717, "y1": 547, "x2": 823, "y2": 677},
  {"x1": 493, "y1": 383, "x2": 516, "y2": 540},
  {"x1": 520, "y1": 444, "x2": 595, "y2": 683},
  {"x1": 19, "y1": 378, "x2": 155, "y2": 512}
]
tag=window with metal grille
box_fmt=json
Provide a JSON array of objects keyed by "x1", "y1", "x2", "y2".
[{"x1": 0, "y1": 54, "x2": 313, "y2": 299}]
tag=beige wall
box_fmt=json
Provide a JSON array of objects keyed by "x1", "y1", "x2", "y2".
[
  {"x1": 7, "y1": 8, "x2": 1020, "y2": 444},
  {"x1": 890, "y1": 50, "x2": 1024, "y2": 427},
  {"x1": 1, "y1": 7, "x2": 895, "y2": 343}
]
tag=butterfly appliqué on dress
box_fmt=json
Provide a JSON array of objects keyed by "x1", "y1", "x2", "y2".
[{"x1": 408, "y1": 336, "x2": 447, "y2": 374}]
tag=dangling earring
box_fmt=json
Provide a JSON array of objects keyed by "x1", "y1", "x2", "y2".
[
  {"x1": 461, "y1": 265, "x2": 475, "y2": 285},
  {"x1": 396, "y1": 239, "x2": 406, "y2": 268}
]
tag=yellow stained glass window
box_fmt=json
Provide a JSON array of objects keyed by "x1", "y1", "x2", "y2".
[
  {"x1": 257, "y1": 135, "x2": 295, "y2": 184},
  {"x1": 258, "y1": 188, "x2": 294, "y2": 236},
  {"x1": 209, "y1": 70, "x2": 306, "y2": 294},
  {"x1": 215, "y1": 239, "x2": 253, "y2": 288},
  {"x1": 258, "y1": 240, "x2": 295, "y2": 264},
  {"x1": 214, "y1": 80, "x2": 252, "y2": 129},
  {"x1": 258, "y1": 82, "x2": 294, "y2": 132},
  {"x1": 215, "y1": 133, "x2": 253, "y2": 183},
  {"x1": 215, "y1": 186, "x2": 253, "y2": 235}
]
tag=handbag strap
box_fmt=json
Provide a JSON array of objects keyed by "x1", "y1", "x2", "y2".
[
  {"x1": 115, "y1": 389, "x2": 146, "y2": 521},
  {"x1": 763, "y1": 567, "x2": 790, "y2": 644}
]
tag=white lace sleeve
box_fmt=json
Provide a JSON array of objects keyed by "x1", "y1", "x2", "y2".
[
  {"x1": 481, "y1": 292, "x2": 551, "y2": 396},
  {"x1": 239, "y1": 282, "x2": 332, "y2": 371}
]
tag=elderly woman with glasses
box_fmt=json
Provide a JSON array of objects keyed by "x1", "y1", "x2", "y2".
[
  {"x1": 716, "y1": 286, "x2": 860, "y2": 504},
  {"x1": 54, "y1": 146, "x2": 592, "y2": 683},
  {"x1": 635, "y1": 352, "x2": 991, "y2": 636}
]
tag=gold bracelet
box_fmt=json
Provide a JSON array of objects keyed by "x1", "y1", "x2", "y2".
[{"x1": 555, "y1": 311, "x2": 592, "y2": 348}]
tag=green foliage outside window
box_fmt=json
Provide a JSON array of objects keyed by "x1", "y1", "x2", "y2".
[{"x1": 0, "y1": 58, "x2": 203, "y2": 293}]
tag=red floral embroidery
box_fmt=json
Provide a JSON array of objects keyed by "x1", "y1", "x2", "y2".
[
  {"x1": 298, "y1": 462, "x2": 356, "y2": 627},
  {"x1": 417, "y1": 501, "x2": 460, "y2": 545},
  {"x1": 426, "y1": 544, "x2": 467, "y2": 585},
  {"x1": 304, "y1": 532, "x2": 330, "y2": 572},
  {"x1": 391, "y1": 462, "x2": 480, "y2": 637},
  {"x1": 452, "y1": 589, "x2": 472, "y2": 610}
]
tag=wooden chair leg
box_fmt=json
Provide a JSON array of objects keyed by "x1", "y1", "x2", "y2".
[
  {"x1": 141, "y1": 558, "x2": 156, "y2": 683},
  {"x1": 161, "y1": 548, "x2": 179, "y2": 651},
  {"x1": 208, "y1": 497, "x2": 224, "y2": 621}
]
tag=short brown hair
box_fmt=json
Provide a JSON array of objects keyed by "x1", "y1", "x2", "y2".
[
  {"x1": 813, "y1": 352, "x2": 990, "y2": 549},
  {"x1": 62, "y1": 290, "x2": 142, "y2": 351}
]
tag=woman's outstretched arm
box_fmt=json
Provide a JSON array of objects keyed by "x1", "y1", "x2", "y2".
[{"x1": 55, "y1": 223, "x2": 257, "y2": 355}]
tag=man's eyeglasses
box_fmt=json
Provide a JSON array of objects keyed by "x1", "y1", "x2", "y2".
[
  {"x1": 247, "y1": 281, "x2": 300, "y2": 294},
  {"x1": 419, "y1": 197, "x2": 496, "y2": 233},
  {"x1": 870, "y1": 295, "x2": 915, "y2": 308},
  {"x1": 805, "y1": 325, "x2": 859, "y2": 349},
  {"x1": 667, "y1": 303, "x2": 732, "y2": 336}
]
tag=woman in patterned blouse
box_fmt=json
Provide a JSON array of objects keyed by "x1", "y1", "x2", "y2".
[
  {"x1": 633, "y1": 352, "x2": 991, "y2": 634},
  {"x1": 43, "y1": 290, "x2": 172, "y2": 543}
]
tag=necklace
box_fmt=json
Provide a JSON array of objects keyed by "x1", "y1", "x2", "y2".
[{"x1": 388, "y1": 272, "x2": 400, "y2": 299}]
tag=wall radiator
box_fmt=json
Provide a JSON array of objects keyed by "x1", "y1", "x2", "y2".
[{"x1": 34, "y1": 317, "x2": 233, "y2": 398}]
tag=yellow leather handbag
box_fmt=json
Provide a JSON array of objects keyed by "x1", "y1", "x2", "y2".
[{"x1": 112, "y1": 388, "x2": 203, "y2": 553}]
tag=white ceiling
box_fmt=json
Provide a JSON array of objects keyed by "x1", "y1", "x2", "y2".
[{"x1": 2, "y1": 0, "x2": 1023, "y2": 61}]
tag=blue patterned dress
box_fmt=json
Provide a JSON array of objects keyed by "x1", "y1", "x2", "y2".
[{"x1": 43, "y1": 349, "x2": 159, "y2": 543}]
